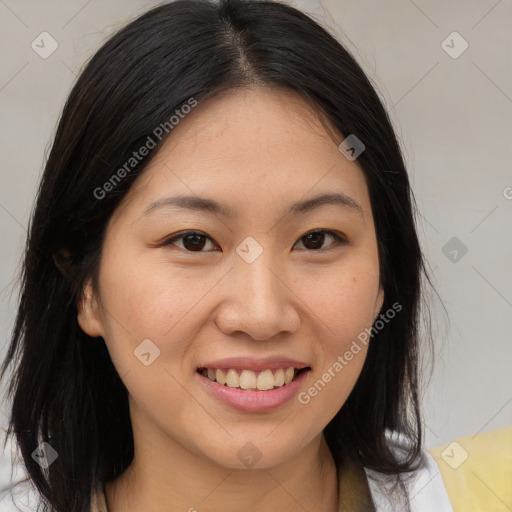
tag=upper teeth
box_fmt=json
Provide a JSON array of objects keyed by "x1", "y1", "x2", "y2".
[{"x1": 203, "y1": 367, "x2": 298, "y2": 390}]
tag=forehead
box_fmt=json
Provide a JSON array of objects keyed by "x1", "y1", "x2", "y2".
[
  {"x1": 114, "y1": 87, "x2": 371, "y2": 222},
  {"x1": 168, "y1": 86, "x2": 339, "y2": 153}
]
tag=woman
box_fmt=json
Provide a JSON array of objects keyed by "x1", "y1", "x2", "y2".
[{"x1": 0, "y1": 0, "x2": 454, "y2": 510}]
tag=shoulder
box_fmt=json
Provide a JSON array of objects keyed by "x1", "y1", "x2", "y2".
[
  {"x1": 429, "y1": 425, "x2": 512, "y2": 512},
  {"x1": 364, "y1": 431, "x2": 454, "y2": 512}
]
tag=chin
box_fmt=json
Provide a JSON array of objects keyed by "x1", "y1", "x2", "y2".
[{"x1": 200, "y1": 441, "x2": 298, "y2": 471}]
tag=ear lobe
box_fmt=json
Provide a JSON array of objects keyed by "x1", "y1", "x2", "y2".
[
  {"x1": 77, "y1": 278, "x2": 104, "y2": 338},
  {"x1": 374, "y1": 286, "x2": 385, "y2": 321}
]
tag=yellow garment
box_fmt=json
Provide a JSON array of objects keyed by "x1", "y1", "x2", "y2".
[{"x1": 429, "y1": 425, "x2": 512, "y2": 512}]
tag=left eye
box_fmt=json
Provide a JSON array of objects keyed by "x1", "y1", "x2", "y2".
[
  {"x1": 161, "y1": 229, "x2": 344, "y2": 252},
  {"x1": 294, "y1": 230, "x2": 345, "y2": 250}
]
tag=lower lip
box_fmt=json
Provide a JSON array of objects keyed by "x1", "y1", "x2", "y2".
[{"x1": 197, "y1": 369, "x2": 310, "y2": 412}]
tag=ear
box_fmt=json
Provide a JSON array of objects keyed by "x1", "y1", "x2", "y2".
[
  {"x1": 373, "y1": 286, "x2": 384, "y2": 322},
  {"x1": 52, "y1": 249, "x2": 73, "y2": 279},
  {"x1": 77, "y1": 277, "x2": 105, "y2": 338}
]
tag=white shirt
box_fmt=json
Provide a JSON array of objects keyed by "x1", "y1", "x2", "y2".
[{"x1": 366, "y1": 450, "x2": 454, "y2": 511}]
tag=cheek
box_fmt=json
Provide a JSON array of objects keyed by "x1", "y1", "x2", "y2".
[
  {"x1": 98, "y1": 249, "x2": 196, "y2": 338},
  {"x1": 93, "y1": 249, "x2": 180, "y2": 378},
  {"x1": 297, "y1": 269, "x2": 375, "y2": 421},
  {"x1": 301, "y1": 263, "x2": 380, "y2": 341},
  {"x1": 295, "y1": 261, "x2": 378, "y2": 403},
  {"x1": 96, "y1": 247, "x2": 230, "y2": 380}
]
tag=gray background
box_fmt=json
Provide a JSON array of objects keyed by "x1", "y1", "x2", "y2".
[{"x1": 0, "y1": 0, "x2": 511, "y2": 465}]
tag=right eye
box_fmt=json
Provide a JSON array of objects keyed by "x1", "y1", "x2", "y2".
[{"x1": 161, "y1": 230, "x2": 219, "y2": 252}]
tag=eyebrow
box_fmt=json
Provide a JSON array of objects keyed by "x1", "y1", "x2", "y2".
[{"x1": 139, "y1": 192, "x2": 363, "y2": 220}]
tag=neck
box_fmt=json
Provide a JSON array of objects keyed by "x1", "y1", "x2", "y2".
[{"x1": 105, "y1": 423, "x2": 339, "y2": 512}]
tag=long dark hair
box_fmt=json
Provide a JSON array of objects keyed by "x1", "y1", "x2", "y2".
[{"x1": 1, "y1": 0, "x2": 432, "y2": 510}]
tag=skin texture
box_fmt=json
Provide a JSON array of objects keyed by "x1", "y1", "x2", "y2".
[{"x1": 78, "y1": 87, "x2": 384, "y2": 512}]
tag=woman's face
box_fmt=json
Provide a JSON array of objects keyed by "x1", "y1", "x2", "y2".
[{"x1": 78, "y1": 87, "x2": 384, "y2": 470}]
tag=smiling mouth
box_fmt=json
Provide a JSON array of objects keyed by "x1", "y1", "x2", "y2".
[{"x1": 197, "y1": 367, "x2": 310, "y2": 391}]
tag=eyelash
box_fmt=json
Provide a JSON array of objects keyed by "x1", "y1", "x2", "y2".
[{"x1": 160, "y1": 229, "x2": 346, "y2": 252}]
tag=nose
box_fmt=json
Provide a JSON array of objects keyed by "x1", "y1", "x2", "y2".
[{"x1": 214, "y1": 248, "x2": 301, "y2": 341}]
